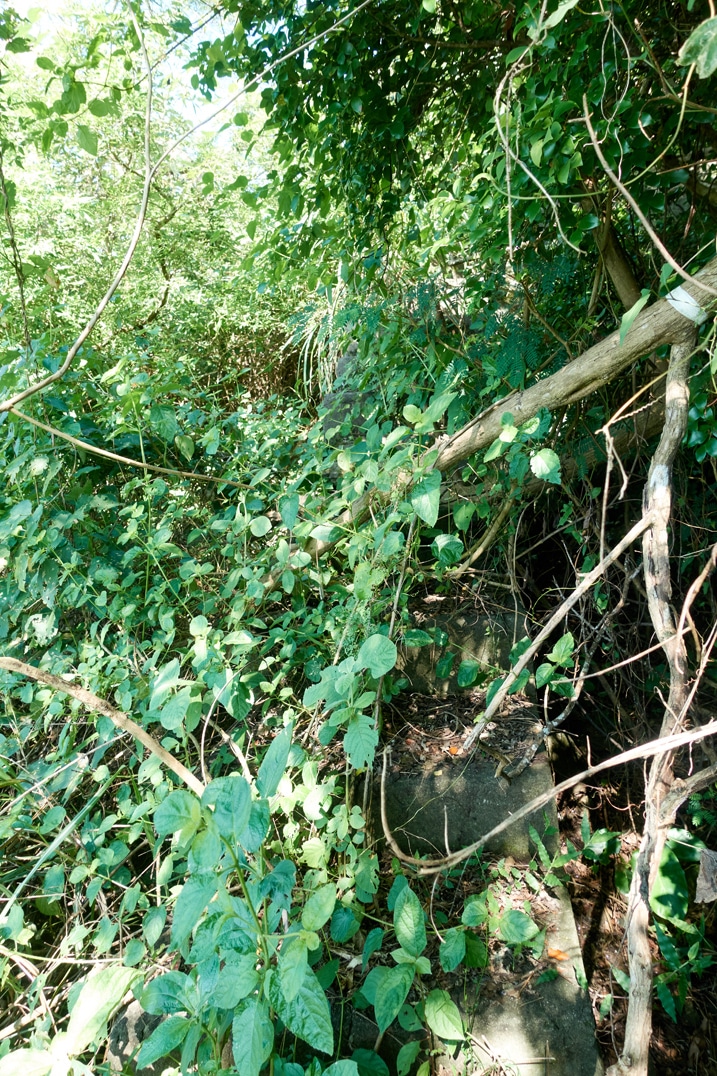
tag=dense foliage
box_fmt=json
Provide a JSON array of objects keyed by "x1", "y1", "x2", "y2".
[{"x1": 1, "y1": 1, "x2": 717, "y2": 1074}]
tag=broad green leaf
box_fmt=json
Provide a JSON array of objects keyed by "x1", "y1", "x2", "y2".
[
  {"x1": 214, "y1": 953, "x2": 259, "y2": 1008},
  {"x1": 547, "y1": 631, "x2": 574, "y2": 666},
  {"x1": 403, "y1": 628, "x2": 433, "y2": 647},
  {"x1": 279, "y1": 935, "x2": 309, "y2": 1002},
  {"x1": 175, "y1": 434, "x2": 194, "y2": 461},
  {"x1": 397, "y1": 1042, "x2": 422, "y2": 1076},
  {"x1": 330, "y1": 904, "x2": 361, "y2": 942},
  {"x1": 149, "y1": 404, "x2": 179, "y2": 442},
  {"x1": 202, "y1": 775, "x2": 251, "y2": 844},
  {"x1": 351, "y1": 1050, "x2": 388, "y2": 1076},
  {"x1": 158, "y1": 685, "x2": 192, "y2": 730},
  {"x1": 497, "y1": 909, "x2": 540, "y2": 945},
  {"x1": 439, "y1": 928, "x2": 466, "y2": 972},
  {"x1": 422, "y1": 0, "x2": 436, "y2": 11},
  {"x1": 403, "y1": 404, "x2": 422, "y2": 424},
  {"x1": 619, "y1": 289, "x2": 651, "y2": 344},
  {"x1": 0, "y1": 1051, "x2": 51, "y2": 1076},
  {"x1": 136, "y1": 1016, "x2": 190, "y2": 1069},
  {"x1": 154, "y1": 790, "x2": 201, "y2": 844},
  {"x1": 76, "y1": 124, "x2": 98, "y2": 155},
  {"x1": 366, "y1": 964, "x2": 414, "y2": 1033},
  {"x1": 268, "y1": 965, "x2": 333, "y2": 1053},
  {"x1": 678, "y1": 16, "x2": 717, "y2": 77},
  {"x1": 88, "y1": 97, "x2": 112, "y2": 117},
  {"x1": 424, "y1": 989, "x2": 464, "y2": 1041},
  {"x1": 356, "y1": 634, "x2": 397, "y2": 677},
  {"x1": 143, "y1": 905, "x2": 167, "y2": 948},
  {"x1": 461, "y1": 893, "x2": 488, "y2": 927},
  {"x1": 140, "y1": 971, "x2": 189, "y2": 1015},
  {"x1": 410, "y1": 470, "x2": 441, "y2": 526},
  {"x1": 170, "y1": 874, "x2": 217, "y2": 948},
  {"x1": 250, "y1": 515, "x2": 272, "y2": 537},
  {"x1": 324, "y1": 1064, "x2": 359, "y2": 1076},
  {"x1": 542, "y1": 0, "x2": 581, "y2": 31},
  {"x1": 302, "y1": 882, "x2": 337, "y2": 931},
  {"x1": 65, "y1": 965, "x2": 142, "y2": 1054},
  {"x1": 650, "y1": 845, "x2": 689, "y2": 924},
  {"x1": 257, "y1": 721, "x2": 294, "y2": 797},
  {"x1": 362, "y1": 927, "x2": 385, "y2": 969},
  {"x1": 457, "y1": 660, "x2": 480, "y2": 688},
  {"x1": 0, "y1": 500, "x2": 33, "y2": 541},
  {"x1": 431, "y1": 533, "x2": 463, "y2": 565},
  {"x1": 149, "y1": 659, "x2": 181, "y2": 709},
  {"x1": 535, "y1": 662, "x2": 555, "y2": 689},
  {"x1": 530, "y1": 448, "x2": 561, "y2": 485},
  {"x1": 393, "y1": 885, "x2": 426, "y2": 957},
  {"x1": 344, "y1": 714, "x2": 379, "y2": 770}
]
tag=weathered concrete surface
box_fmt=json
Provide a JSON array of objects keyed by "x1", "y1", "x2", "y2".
[
  {"x1": 397, "y1": 603, "x2": 531, "y2": 697},
  {"x1": 379, "y1": 750, "x2": 558, "y2": 860}
]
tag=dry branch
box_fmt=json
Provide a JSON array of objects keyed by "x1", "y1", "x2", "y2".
[
  {"x1": 0, "y1": 657, "x2": 205, "y2": 797},
  {"x1": 302, "y1": 254, "x2": 717, "y2": 565}
]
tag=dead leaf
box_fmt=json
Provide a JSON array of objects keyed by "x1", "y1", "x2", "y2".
[{"x1": 547, "y1": 947, "x2": 570, "y2": 961}]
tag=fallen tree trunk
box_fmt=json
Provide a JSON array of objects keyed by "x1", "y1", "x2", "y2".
[{"x1": 302, "y1": 255, "x2": 717, "y2": 564}]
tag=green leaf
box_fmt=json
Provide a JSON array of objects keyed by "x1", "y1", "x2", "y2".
[
  {"x1": 214, "y1": 953, "x2": 259, "y2": 1008},
  {"x1": 279, "y1": 492, "x2": 299, "y2": 531},
  {"x1": 542, "y1": 0, "x2": 581, "y2": 31},
  {"x1": 678, "y1": 16, "x2": 717, "y2": 78},
  {"x1": 535, "y1": 662, "x2": 555, "y2": 689},
  {"x1": 497, "y1": 909, "x2": 540, "y2": 945},
  {"x1": 158, "y1": 686, "x2": 192, "y2": 730},
  {"x1": 351, "y1": 1051, "x2": 388, "y2": 1076},
  {"x1": 268, "y1": 965, "x2": 334, "y2": 1053},
  {"x1": 76, "y1": 124, "x2": 98, "y2": 155},
  {"x1": 344, "y1": 714, "x2": 379, "y2": 769},
  {"x1": 0, "y1": 500, "x2": 33, "y2": 541},
  {"x1": 202, "y1": 775, "x2": 251, "y2": 844},
  {"x1": 439, "y1": 928, "x2": 466, "y2": 972},
  {"x1": 257, "y1": 721, "x2": 293, "y2": 797},
  {"x1": 547, "y1": 631, "x2": 574, "y2": 666},
  {"x1": 619, "y1": 289, "x2": 651, "y2": 344},
  {"x1": 149, "y1": 404, "x2": 179, "y2": 442},
  {"x1": 279, "y1": 935, "x2": 309, "y2": 1002},
  {"x1": 140, "y1": 971, "x2": 189, "y2": 1015},
  {"x1": 0, "y1": 1050, "x2": 51, "y2": 1076},
  {"x1": 175, "y1": 434, "x2": 194, "y2": 461},
  {"x1": 650, "y1": 845, "x2": 689, "y2": 924},
  {"x1": 403, "y1": 629, "x2": 433, "y2": 647},
  {"x1": 232, "y1": 996, "x2": 274, "y2": 1076},
  {"x1": 457, "y1": 660, "x2": 480, "y2": 688},
  {"x1": 410, "y1": 470, "x2": 442, "y2": 526},
  {"x1": 250, "y1": 515, "x2": 272, "y2": 537},
  {"x1": 431, "y1": 533, "x2": 463, "y2": 565},
  {"x1": 393, "y1": 885, "x2": 426, "y2": 957},
  {"x1": 88, "y1": 98, "x2": 112, "y2": 117},
  {"x1": 424, "y1": 989, "x2": 464, "y2": 1041},
  {"x1": 331, "y1": 905, "x2": 361, "y2": 942},
  {"x1": 154, "y1": 790, "x2": 201, "y2": 844},
  {"x1": 356, "y1": 634, "x2": 397, "y2": 677},
  {"x1": 325, "y1": 1064, "x2": 359, "y2": 1076},
  {"x1": 170, "y1": 874, "x2": 217, "y2": 949},
  {"x1": 302, "y1": 883, "x2": 337, "y2": 931},
  {"x1": 65, "y1": 965, "x2": 142, "y2": 1055},
  {"x1": 362, "y1": 927, "x2": 385, "y2": 969},
  {"x1": 422, "y1": 0, "x2": 437, "y2": 10},
  {"x1": 136, "y1": 1016, "x2": 190, "y2": 1069},
  {"x1": 365, "y1": 964, "x2": 414, "y2": 1033},
  {"x1": 396, "y1": 1041, "x2": 422, "y2": 1076},
  {"x1": 530, "y1": 448, "x2": 561, "y2": 485},
  {"x1": 461, "y1": 893, "x2": 488, "y2": 927},
  {"x1": 149, "y1": 659, "x2": 181, "y2": 709}
]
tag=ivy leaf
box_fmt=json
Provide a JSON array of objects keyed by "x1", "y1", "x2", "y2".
[
  {"x1": 678, "y1": 16, "x2": 717, "y2": 78},
  {"x1": 410, "y1": 470, "x2": 441, "y2": 526}
]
